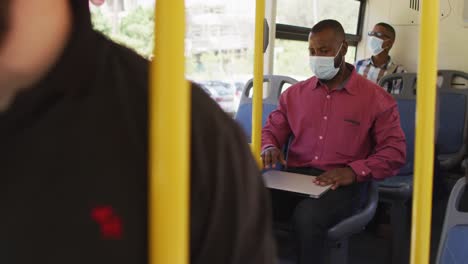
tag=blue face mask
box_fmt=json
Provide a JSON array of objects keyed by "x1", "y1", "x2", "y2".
[
  {"x1": 309, "y1": 43, "x2": 344, "y2": 80},
  {"x1": 367, "y1": 36, "x2": 385, "y2": 56}
]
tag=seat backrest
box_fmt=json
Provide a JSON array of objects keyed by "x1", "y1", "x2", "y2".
[
  {"x1": 235, "y1": 75, "x2": 298, "y2": 141},
  {"x1": 327, "y1": 181, "x2": 379, "y2": 241},
  {"x1": 437, "y1": 88, "x2": 468, "y2": 169},
  {"x1": 235, "y1": 103, "x2": 278, "y2": 142},
  {"x1": 378, "y1": 72, "x2": 417, "y2": 97},
  {"x1": 436, "y1": 177, "x2": 468, "y2": 264},
  {"x1": 380, "y1": 71, "x2": 468, "y2": 96},
  {"x1": 381, "y1": 71, "x2": 468, "y2": 170},
  {"x1": 394, "y1": 95, "x2": 417, "y2": 175},
  {"x1": 437, "y1": 70, "x2": 468, "y2": 90}
]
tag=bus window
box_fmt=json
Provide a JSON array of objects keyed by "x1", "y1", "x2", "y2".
[
  {"x1": 273, "y1": 39, "x2": 309, "y2": 81},
  {"x1": 91, "y1": 0, "x2": 255, "y2": 116},
  {"x1": 273, "y1": 0, "x2": 362, "y2": 81},
  {"x1": 346, "y1": 46, "x2": 357, "y2": 64},
  {"x1": 276, "y1": 0, "x2": 362, "y2": 34},
  {"x1": 248, "y1": 81, "x2": 272, "y2": 99},
  {"x1": 91, "y1": 1, "x2": 155, "y2": 58},
  {"x1": 280, "y1": 82, "x2": 293, "y2": 94},
  {"x1": 186, "y1": 0, "x2": 255, "y2": 116}
]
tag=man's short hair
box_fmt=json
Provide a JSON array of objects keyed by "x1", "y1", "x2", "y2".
[
  {"x1": 310, "y1": 19, "x2": 345, "y2": 40},
  {"x1": 376, "y1": 22, "x2": 396, "y2": 40}
]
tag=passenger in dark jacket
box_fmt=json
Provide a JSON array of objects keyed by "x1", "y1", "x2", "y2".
[{"x1": 0, "y1": 1, "x2": 275, "y2": 263}]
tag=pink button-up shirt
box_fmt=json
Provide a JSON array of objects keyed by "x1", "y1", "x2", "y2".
[{"x1": 261, "y1": 66, "x2": 406, "y2": 182}]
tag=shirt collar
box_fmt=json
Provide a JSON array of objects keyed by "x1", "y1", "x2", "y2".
[
  {"x1": 311, "y1": 63, "x2": 358, "y2": 95},
  {"x1": 370, "y1": 56, "x2": 393, "y2": 69}
]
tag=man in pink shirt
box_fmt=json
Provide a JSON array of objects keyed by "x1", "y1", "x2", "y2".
[{"x1": 261, "y1": 19, "x2": 406, "y2": 264}]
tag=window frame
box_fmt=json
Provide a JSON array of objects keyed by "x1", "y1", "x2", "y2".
[{"x1": 274, "y1": 0, "x2": 367, "y2": 49}]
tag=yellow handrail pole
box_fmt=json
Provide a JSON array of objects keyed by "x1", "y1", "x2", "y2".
[
  {"x1": 149, "y1": 1, "x2": 189, "y2": 264},
  {"x1": 251, "y1": 0, "x2": 266, "y2": 166},
  {"x1": 411, "y1": 0, "x2": 439, "y2": 263}
]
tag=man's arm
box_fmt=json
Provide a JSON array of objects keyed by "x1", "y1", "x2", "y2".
[
  {"x1": 261, "y1": 94, "x2": 292, "y2": 151},
  {"x1": 348, "y1": 104, "x2": 407, "y2": 181},
  {"x1": 261, "y1": 95, "x2": 292, "y2": 168}
]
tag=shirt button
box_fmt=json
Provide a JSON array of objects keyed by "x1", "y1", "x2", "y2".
[
  {"x1": 319, "y1": 136, "x2": 323, "y2": 140},
  {"x1": 323, "y1": 116, "x2": 328, "y2": 120},
  {"x1": 326, "y1": 95, "x2": 331, "y2": 99},
  {"x1": 314, "y1": 156, "x2": 319, "y2": 160},
  {"x1": 361, "y1": 171, "x2": 366, "y2": 175}
]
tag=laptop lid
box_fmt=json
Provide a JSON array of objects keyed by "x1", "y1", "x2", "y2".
[{"x1": 262, "y1": 170, "x2": 331, "y2": 198}]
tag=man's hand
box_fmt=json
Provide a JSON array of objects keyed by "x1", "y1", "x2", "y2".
[
  {"x1": 261, "y1": 147, "x2": 286, "y2": 169},
  {"x1": 314, "y1": 167, "x2": 357, "y2": 190}
]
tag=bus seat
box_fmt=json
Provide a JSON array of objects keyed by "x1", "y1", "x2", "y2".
[
  {"x1": 437, "y1": 70, "x2": 468, "y2": 90},
  {"x1": 378, "y1": 73, "x2": 468, "y2": 263},
  {"x1": 378, "y1": 72, "x2": 417, "y2": 97},
  {"x1": 326, "y1": 181, "x2": 379, "y2": 264},
  {"x1": 436, "y1": 84, "x2": 468, "y2": 170},
  {"x1": 378, "y1": 96, "x2": 416, "y2": 264},
  {"x1": 274, "y1": 179, "x2": 378, "y2": 264},
  {"x1": 235, "y1": 103, "x2": 277, "y2": 142},
  {"x1": 378, "y1": 97, "x2": 416, "y2": 187},
  {"x1": 380, "y1": 71, "x2": 468, "y2": 170},
  {"x1": 436, "y1": 177, "x2": 468, "y2": 264},
  {"x1": 235, "y1": 75, "x2": 297, "y2": 141},
  {"x1": 277, "y1": 135, "x2": 378, "y2": 264},
  {"x1": 378, "y1": 70, "x2": 468, "y2": 95}
]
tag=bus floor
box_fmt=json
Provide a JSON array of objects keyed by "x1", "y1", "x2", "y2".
[{"x1": 276, "y1": 185, "x2": 453, "y2": 264}]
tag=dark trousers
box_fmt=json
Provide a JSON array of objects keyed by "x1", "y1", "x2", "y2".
[{"x1": 271, "y1": 167, "x2": 362, "y2": 264}]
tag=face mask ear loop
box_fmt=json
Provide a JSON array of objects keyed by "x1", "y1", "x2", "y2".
[
  {"x1": 381, "y1": 40, "x2": 388, "y2": 52},
  {"x1": 335, "y1": 42, "x2": 344, "y2": 58},
  {"x1": 334, "y1": 42, "x2": 344, "y2": 69},
  {"x1": 381, "y1": 38, "x2": 393, "y2": 54}
]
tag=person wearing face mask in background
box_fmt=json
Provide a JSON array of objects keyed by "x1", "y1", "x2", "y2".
[
  {"x1": 357, "y1": 23, "x2": 448, "y2": 233},
  {"x1": 261, "y1": 19, "x2": 406, "y2": 264},
  {"x1": 355, "y1": 22, "x2": 406, "y2": 94}
]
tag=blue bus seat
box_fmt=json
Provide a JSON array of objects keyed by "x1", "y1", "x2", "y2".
[
  {"x1": 378, "y1": 72, "x2": 417, "y2": 97},
  {"x1": 274, "y1": 136, "x2": 378, "y2": 264},
  {"x1": 235, "y1": 75, "x2": 297, "y2": 142},
  {"x1": 435, "y1": 70, "x2": 468, "y2": 170},
  {"x1": 382, "y1": 71, "x2": 468, "y2": 170},
  {"x1": 437, "y1": 70, "x2": 468, "y2": 90},
  {"x1": 326, "y1": 181, "x2": 379, "y2": 264},
  {"x1": 377, "y1": 72, "x2": 468, "y2": 263},
  {"x1": 272, "y1": 176, "x2": 378, "y2": 264},
  {"x1": 436, "y1": 177, "x2": 468, "y2": 264},
  {"x1": 235, "y1": 103, "x2": 278, "y2": 142},
  {"x1": 377, "y1": 94, "x2": 416, "y2": 264}
]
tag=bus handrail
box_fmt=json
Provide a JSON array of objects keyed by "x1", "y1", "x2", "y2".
[
  {"x1": 411, "y1": 0, "x2": 439, "y2": 263},
  {"x1": 150, "y1": 1, "x2": 189, "y2": 264}
]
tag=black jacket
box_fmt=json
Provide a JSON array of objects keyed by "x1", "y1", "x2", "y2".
[{"x1": 0, "y1": 2, "x2": 275, "y2": 263}]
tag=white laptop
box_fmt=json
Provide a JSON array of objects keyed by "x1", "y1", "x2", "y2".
[{"x1": 262, "y1": 170, "x2": 332, "y2": 198}]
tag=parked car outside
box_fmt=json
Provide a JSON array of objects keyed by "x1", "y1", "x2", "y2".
[{"x1": 198, "y1": 81, "x2": 236, "y2": 115}]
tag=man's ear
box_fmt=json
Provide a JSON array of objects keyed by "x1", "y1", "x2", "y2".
[
  {"x1": 386, "y1": 39, "x2": 395, "y2": 50},
  {"x1": 342, "y1": 40, "x2": 348, "y2": 57}
]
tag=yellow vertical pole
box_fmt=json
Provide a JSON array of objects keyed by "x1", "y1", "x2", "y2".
[
  {"x1": 251, "y1": 0, "x2": 266, "y2": 166},
  {"x1": 149, "y1": 1, "x2": 189, "y2": 264},
  {"x1": 411, "y1": 0, "x2": 439, "y2": 263}
]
